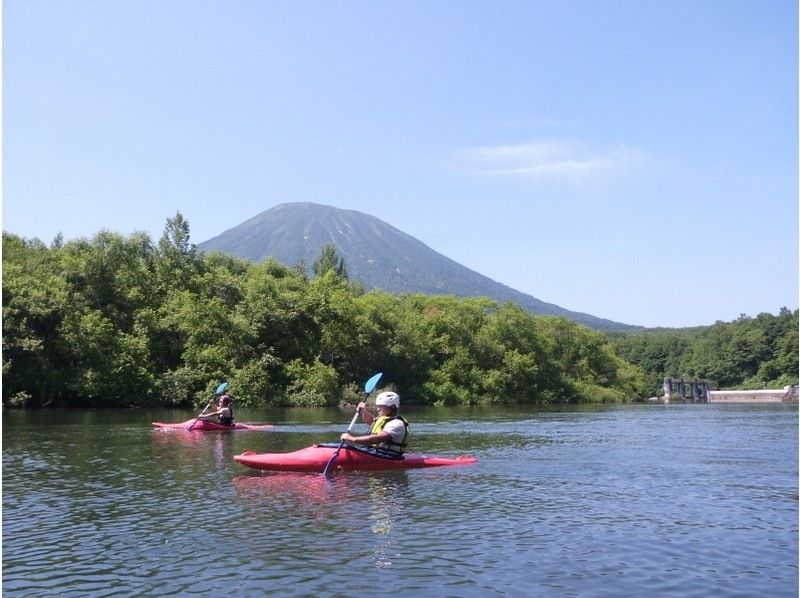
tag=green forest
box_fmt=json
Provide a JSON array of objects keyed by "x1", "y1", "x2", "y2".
[
  {"x1": 609, "y1": 309, "x2": 798, "y2": 395},
  {"x1": 3, "y1": 215, "x2": 797, "y2": 409}
]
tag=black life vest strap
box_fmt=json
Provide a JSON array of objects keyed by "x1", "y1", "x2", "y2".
[{"x1": 318, "y1": 442, "x2": 405, "y2": 461}]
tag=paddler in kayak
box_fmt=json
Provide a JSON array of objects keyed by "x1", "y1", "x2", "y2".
[
  {"x1": 197, "y1": 394, "x2": 235, "y2": 427},
  {"x1": 340, "y1": 391, "x2": 409, "y2": 455}
]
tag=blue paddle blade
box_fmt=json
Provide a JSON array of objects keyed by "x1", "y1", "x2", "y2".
[
  {"x1": 215, "y1": 382, "x2": 228, "y2": 395},
  {"x1": 364, "y1": 373, "x2": 383, "y2": 394}
]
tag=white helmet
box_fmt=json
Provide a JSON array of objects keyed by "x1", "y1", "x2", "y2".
[{"x1": 375, "y1": 391, "x2": 400, "y2": 408}]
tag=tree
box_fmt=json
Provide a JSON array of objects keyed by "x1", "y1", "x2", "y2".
[
  {"x1": 158, "y1": 212, "x2": 194, "y2": 257},
  {"x1": 312, "y1": 244, "x2": 348, "y2": 279},
  {"x1": 2, "y1": 234, "x2": 70, "y2": 405},
  {"x1": 156, "y1": 212, "x2": 201, "y2": 293}
]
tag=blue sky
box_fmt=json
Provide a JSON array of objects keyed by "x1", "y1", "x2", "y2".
[{"x1": 4, "y1": 0, "x2": 797, "y2": 328}]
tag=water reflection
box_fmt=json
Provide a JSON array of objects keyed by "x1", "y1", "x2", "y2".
[
  {"x1": 232, "y1": 472, "x2": 342, "y2": 504},
  {"x1": 230, "y1": 470, "x2": 409, "y2": 569},
  {"x1": 151, "y1": 428, "x2": 234, "y2": 469},
  {"x1": 363, "y1": 473, "x2": 409, "y2": 568}
]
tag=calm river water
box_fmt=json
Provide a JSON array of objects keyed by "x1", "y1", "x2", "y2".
[{"x1": 3, "y1": 403, "x2": 797, "y2": 597}]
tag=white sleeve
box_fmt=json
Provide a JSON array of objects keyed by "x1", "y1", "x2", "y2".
[{"x1": 383, "y1": 419, "x2": 406, "y2": 443}]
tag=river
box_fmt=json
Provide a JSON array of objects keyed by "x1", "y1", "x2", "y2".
[{"x1": 3, "y1": 403, "x2": 797, "y2": 597}]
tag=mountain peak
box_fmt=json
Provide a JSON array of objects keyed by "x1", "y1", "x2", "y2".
[{"x1": 198, "y1": 202, "x2": 633, "y2": 330}]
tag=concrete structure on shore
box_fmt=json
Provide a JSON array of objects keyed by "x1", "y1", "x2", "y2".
[
  {"x1": 708, "y1": 386, "x2": 798, "y2": 403},
  {"x1": 662, "y1": 378, "x2": 711, "y2": 403},
  {"x1": 651, "y1": 378, "x2": 799, "y2": 403}
]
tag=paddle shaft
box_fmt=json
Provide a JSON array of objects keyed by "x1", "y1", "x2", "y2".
[
  {"x1": 345, "y1": 408, "x2": 361, "y2": 433},
  {"x1": 187, "y1": 406, "x2": 209, "y2": 432},
  {"x1": 322, "y1": 409, "x2": 360, "y2": 476}
]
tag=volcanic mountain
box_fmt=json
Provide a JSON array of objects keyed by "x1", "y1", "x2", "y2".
[{"x1": 198, "y1": 202, "x2": 631, "y2": 330}]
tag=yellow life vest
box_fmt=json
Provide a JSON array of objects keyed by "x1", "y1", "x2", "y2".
[{"x1": 368, "y1": 415, "x2": 409, "y2": 453}]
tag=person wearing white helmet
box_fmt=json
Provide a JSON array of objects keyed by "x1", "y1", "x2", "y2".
[{"x1": 340, "y1": 391, "x2": 409, "y2": 454}]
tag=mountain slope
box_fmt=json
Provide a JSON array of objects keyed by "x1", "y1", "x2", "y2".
[{"x1": 198, "y1": 202, "x2": 633, "y2": 330}]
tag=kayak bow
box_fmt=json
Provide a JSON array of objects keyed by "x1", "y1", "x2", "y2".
[
  {"x1": 234, "y1": 443, "x2": 477, "y2": 473},
  {"x1": 152, "y1": 419, "x2": 272, "y2": 431}
]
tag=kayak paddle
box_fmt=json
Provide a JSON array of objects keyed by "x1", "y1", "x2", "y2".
[
  {"x1": 322, "y1": 372, "x2": 383, "y2": 477},
  {"x1": 188, "y1": 382, "x2": 228, "y2": 431}
]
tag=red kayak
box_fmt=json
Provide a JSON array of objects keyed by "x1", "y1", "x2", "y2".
[
  {"x1": 152, "y1": 419, "x2": 273, "y2": 431},
  {"x1": 233, "y1": 443, "x2": 477, "y2": 472}
]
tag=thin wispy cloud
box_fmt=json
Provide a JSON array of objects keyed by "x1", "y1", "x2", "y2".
[{"x1": 456, "y1": 141, "x2": 645, "y2": 184}]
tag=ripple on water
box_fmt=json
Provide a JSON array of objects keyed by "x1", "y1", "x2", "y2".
[{"x1": 2, "y1": 405, "x2": 797, "y2": 596}]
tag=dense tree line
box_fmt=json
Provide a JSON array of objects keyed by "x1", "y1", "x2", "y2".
[
  {"x1": 3, "y1": 215, "x2": 646, "y2": 408},
  {"x1": 609, "y1": 309, "x2": 798, "y2": 396}
]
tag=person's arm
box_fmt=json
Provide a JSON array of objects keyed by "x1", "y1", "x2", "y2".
[
  {"x1": 198, "y1": 407, "x2": 222, "y2": 420},
  {"x1": 341, "y1": 430, "x2": 391, "y2": 445},
  {"x1": 340, "y1": 402, "x2": 382, "y2": 442},
  {"x1": 198, "y1": 401, "x2": 216, "y2": 416},
  {"x1": 357, "y1": 402, "x2": 375, "y2": 425}
]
